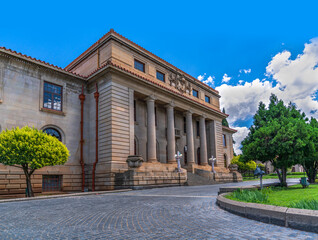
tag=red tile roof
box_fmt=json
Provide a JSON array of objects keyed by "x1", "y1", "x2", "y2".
[
  {"x1": 65, "y1": 29, "x2": 219, "y2": 95},
  {"x1": 0, "y1": 46, "x2": 86, "y2": 78},
  {"x1": 222, "y1": 125, "x2": 238, "y2": 133}
]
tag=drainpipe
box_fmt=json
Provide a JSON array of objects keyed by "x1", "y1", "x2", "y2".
[
  {"x1": 79, "y1": 85, "x2": 86, "y2": 192},
  {"x1": 92, "y1": 83, "x2": 99, "y2": 191}
]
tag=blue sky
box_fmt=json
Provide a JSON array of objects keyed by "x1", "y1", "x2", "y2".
[{"x1": 1, "y1": 0, "x2": 318, "y2": 153}]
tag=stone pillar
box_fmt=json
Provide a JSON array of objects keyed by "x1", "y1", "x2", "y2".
[
  {"x1": 146, "y1": 96, "x2": 157, "y2": 162},
  {"x1": 166, "y1": 103, "x2": 175, "y2": 163},
  {"x1": 186, "y1": 111, "x2": 195, "y2": 164},
  {"x1": 200, "y1": 115, "x2": 208, "y2": 165}
]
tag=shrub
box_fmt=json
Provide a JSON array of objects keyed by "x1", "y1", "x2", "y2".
[
  {"x1": 290, "y1": 199, "x2": 318, "y2": 210},
  {"x1": 231, "y1": 155, "x2": 256, "y2": 174}
]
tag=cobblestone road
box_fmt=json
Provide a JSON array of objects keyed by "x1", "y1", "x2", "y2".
[{"x1": 0, "y1": 179, "x2": 317, "y2": 240}]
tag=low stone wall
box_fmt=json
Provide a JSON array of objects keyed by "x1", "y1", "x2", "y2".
[
  {"x1": 194, "y1": 168, "x2": 242, "y2": 183},
  {"x1": 0, "y1": 168, "x2": 83, "y2": 198},
  {"x1": 114, "y1": 162, "x2": 187, "y2": 189},
  {"x1": 217, "y1": 193, "x2": 318, "y2": 233}
]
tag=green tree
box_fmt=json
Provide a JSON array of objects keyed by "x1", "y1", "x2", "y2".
[
  {"x1": 301, "y1": 118, "x2": 318, "y2": 183},
  {"x1": 241, "y1": 94, "x2": 308, "y2": 186},
  {"x1": 222, "y1": 108, "x2": 229, "y2": 127},
  {"x1": 0, "y1": 126, "x2": 69, "y2": 197}
]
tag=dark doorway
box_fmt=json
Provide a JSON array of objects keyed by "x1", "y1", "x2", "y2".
[{"x1": 197, "y1": 147, "x2": 201, "y2": 165}]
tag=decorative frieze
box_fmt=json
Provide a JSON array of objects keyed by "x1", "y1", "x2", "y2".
[{"x1": 169, "y1": 73, "x2": 192, "y2": 94}]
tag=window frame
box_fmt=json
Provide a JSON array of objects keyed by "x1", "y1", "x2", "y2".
[
  {"x1": 205, "y1": 95, "x2": 211, "y2": 103},
  {"x1": 43, "y1": 81, "x2": 63, "y2": 112},
  {"x1": 134, "y1": 59, "x2": 145, "y2": 73},
  {"x1": 156, "y1": 71, "x2": 165, "y2": 82},
  {"x1": 192, "y1": 89, "x2": 199, "y2": 98}
]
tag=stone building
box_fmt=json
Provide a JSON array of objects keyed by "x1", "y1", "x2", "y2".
[{"x1": 0, "y1": 29, "x2": 239, "y2": 196}]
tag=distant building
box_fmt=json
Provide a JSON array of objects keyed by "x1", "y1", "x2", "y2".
[{"x1": 0, "y1": 29, "x2": 238, "y2": 196}]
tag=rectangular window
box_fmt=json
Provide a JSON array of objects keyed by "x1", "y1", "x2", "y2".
[
  {"x1": 223, "y1": 134, "x2": 227, "y2": 147},
  {"x1": 156, "y1": 71, "x2": 165, "y2": 82},
  {"x1": 196, "y1": 121, "x2": 200, "y2": 137},
  {"x1": 134, "y1": 59, "x2": 145, "y2": 72},
  {"x1": 42, "y1": 175, "x2": 62, "y2": 192},
  {"x1": 184, "y1": 117, "x2": 186, "y2": 133},
  {"x1": 43, "y1": 82, "x2": 62, "y2": 111},
  {"x1": 193, "y1": 89, "x2": 198, "y2": 98},
  {"x1": 205, "y1": 95, "x2": 211, "y2": 103}
]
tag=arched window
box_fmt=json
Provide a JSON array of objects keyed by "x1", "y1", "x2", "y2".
[
  {"x1": 134, "y1": 136, "x2": 139, "y2": 155},
  {"x1": 43, "y1": 128, "x2": 62, "y2": 141}
]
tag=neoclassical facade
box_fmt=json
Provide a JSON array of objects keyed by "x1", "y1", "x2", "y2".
[{"x1": 0, "y1": 30, "x2": 238, "y2": 195}]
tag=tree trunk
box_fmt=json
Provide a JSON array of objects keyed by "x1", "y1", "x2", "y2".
[
  {"x1": 276, "y1": 168, "x2": 287, "y2": 187},
  {"x1": 281, "y1": 167, "x2": 287, "y2": 187},
  {"x1": 22, "y1": 165, "x2": 34, "y2": 197},
  {"x1": 304, "y1": 163, "x2": 318, "y2": 183}
]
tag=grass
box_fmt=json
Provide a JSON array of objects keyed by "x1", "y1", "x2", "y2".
[
  {"x1": 243, "y1": 172, "x2": 310, "y2": 181},
  {"x1": 226, "y1": 184, "x2": 318, "y2": 210}
]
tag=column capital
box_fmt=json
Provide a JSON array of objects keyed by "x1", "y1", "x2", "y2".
[
  {"x1": 145, "y1": 95, "x2": 156, "y2": 102},
  {"x1": 165, "y1": 101, "x2": 175, "y2": 109},
  {"x1": 200, "y1": 114, "x2": 207, "y2": 119},
  {"x1": 186, "y1": 110, "x2": 193, "y2": 115}
]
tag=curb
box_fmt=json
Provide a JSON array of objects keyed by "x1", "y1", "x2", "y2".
[
  {"x1": 217, "y1": 193, "x2": 318, "y2": 234},
  {"x1": 0, "y1": 189, "x2": 132, "y2": 204}
]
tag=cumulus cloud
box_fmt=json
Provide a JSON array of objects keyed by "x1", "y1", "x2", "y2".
[
  {"x1": 222, "y1": 73, "x2": 231, "y2": 83},
  {"x1": 239, "y1": 69, "x2": 252, "y2": 74},
  {"x1": 215, "y1": 38, "x2": 318, "y2": 153},
  {"x1": 197, "y1": 74, "x2": 215, "y2": 87},
  {"x1": 232, "y1": 127, "x2": 249, "y2": 154}
]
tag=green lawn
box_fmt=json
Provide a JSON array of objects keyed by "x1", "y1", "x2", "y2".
[
  {"x1": 243, "y1": 174, "x2": 306, "y2": 181},
  {"x1": 226, "y1": 184, "x2": 318, "y2": 210}
]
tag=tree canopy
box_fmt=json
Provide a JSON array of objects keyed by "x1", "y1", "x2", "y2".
[
  {"x1": 0, "y1": 126, "x2": 69, "y2": 197},
  {"x1": 241, "y1": 94, "x2": 315, "y2": 186}
]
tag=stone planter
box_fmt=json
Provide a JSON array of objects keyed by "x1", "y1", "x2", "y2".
[
  {"x1": 228, "y1": 164, "x2": 238, "y2": 172},
  {"x1": 126, "y1": 155, "x2": 144, "y2": 168}
]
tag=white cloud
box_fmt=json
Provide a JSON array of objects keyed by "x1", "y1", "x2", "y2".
[
  {"x1": 197, "y1": 74, "x2": 215, "y2": 87},
  {"x1": 239, "y1": 69, "x2": 251, "y2": 74},
  {"x1": 203, "y1": 76, "x2": 215, "y2": 86},
  {"x1": 222, "y1": 73, "x2": 231, "y2": 83},
  {"x1": 232, "y1": 127, "x2": 249, "y2": 155},
  {"x1": 197, "y1": 73, "x2": 206, "y2": 81},
  {"x1": 216, "y1": 38, "x2": 318, "y2": 154}
]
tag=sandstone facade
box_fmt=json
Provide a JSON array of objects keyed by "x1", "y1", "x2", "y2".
[{"x1": 0, "y1": 29, "x2": 238, "y2": 196}]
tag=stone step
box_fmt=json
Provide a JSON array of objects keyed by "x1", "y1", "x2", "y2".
[{"x1": 185, "y1": 172, "x2": 215, "y2": 186}]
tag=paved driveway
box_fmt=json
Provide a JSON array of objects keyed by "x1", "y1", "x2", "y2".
[{"x1": 0, "y1": 179, "x2": 317, "y2": 239}]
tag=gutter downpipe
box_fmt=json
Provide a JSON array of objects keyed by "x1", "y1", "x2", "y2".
[
  {"x1": 79, "y1": 85, "x2": 86, "y2": 192},
  {"x1": 92, "y1": 83, "x2": 99, "y2": 191}
]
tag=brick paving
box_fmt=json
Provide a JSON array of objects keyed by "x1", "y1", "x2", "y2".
[{"x1": 0, "y1": 179, "x2": 317, "y2": 239}]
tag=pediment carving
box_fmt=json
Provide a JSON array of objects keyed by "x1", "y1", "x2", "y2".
[{"x1": 169, "y1": 73, "x2": 192, "y2": 94}]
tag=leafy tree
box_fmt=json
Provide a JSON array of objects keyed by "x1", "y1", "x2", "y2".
[
  {"x1": 222, "y1": 108, "x2": 229, "y2": 127},
  {"x1": 0, "y1": 127, "x2": 69, "y2": 197},
  {"x1": 301, "y1": 118, "x2": 318, "y2": 183},
  {"x1": 241, "y1": 94, "x2": 308, "y2": 187}
]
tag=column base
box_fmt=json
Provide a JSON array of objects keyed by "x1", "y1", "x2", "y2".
[
  {"x1": 167, "y1": 160, "x2": 176, "y2": 164},
  {"x1": 147, "y1": 158, "x2": 158, "y2": 163}
]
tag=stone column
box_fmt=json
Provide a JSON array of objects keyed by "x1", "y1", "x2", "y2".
[
  {"x1": 186, "y1": 111, "x2": 195, "y2": 164},
  {"x1": 200, "y1": 115, "x2": 208, "y2": 165},
  {"x1": 166, "y1": 103, "x2": 175, "y2": 163},
  {"x1": 146, "y1": 96, "x2": 157, "y2": 162}
]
